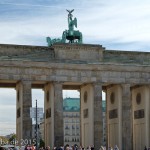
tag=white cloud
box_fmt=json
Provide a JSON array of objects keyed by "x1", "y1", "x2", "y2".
[
  {"x1": 0, "y1": 122, "x2": 16, "y2": 136},
  {"x1": 63, "y1": 90, "x2": 80, "y2": 98}
]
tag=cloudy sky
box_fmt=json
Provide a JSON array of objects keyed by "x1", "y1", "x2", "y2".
[
  {"x1": 0, "y1": 0, "x2": 150, "y2": 50},
  {"x1": 0, "y1": 89, "x2": 44, "y2": 136},
  {"x1": 0, "y1": 0, "x2": 150, "y2": 136}
]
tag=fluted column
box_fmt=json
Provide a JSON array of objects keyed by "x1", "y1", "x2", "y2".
[
  {"x1": 16, "y1": 82, "x2": 22, "y2": 144},
  {"x1": 121, "y1": 84, "x2": 132, "y2": 150},
  {"x1": 22, "y1": 81, "x2": 32, "y2": 140},
  {"x1": 93, "y1": 83, "x2": 103, "y2": 150},
  {"x1": 53, "y1": 82, "x2": 64, "y2": 147},
  {"x1": 44, "y1": 83, "x2": 52, "y2": 147},
  {"x1": 16, "y1": 81, "x2": 32, "y2": 143}
]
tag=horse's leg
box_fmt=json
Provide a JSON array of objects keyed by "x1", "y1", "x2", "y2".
[
  {"x1": 62, "y1": 31, "x2": 67, "y2": 43},
  {"x1": 78, "y1": 33, "x2": 82, "y2": 43}
]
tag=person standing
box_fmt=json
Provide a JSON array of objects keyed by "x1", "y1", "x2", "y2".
[
  {"x1": 31, "y1": 144, "x2": 35, "y2": 150},
  {"x1": 114, "y1": 145, "x2": 119, "y2": 150},
  {"x1": 99, "y1": 146, "x2": 104, "y2": 150},
  {"x1": 144, "y1": 146, "x2": 147, "y2": 150}
]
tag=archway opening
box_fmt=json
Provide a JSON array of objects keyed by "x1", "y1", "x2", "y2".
[
  {"x1": 0, "y1": 88, "x2": 16, "y2": 140},
  {"x1": 63, "y1": 90, "x2": 80, "y2": 147},
  {"x1": 32, "y1": 89, "x2": 44, "y2": 145}
]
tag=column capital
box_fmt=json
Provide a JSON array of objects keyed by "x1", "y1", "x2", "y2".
[
  {"x1": 121, "y1": 83, "x2": 131, "y2": 88},
  {"x1": 81, "y1": 82, "x2": 103, "y2": 88},
  {"x1": 16, "y1": 80, "x2": 32, "y2": 88},
  {"x1": 21, "y1": 80, "x2": 32, "y2": 84},
  {"x1": 52, "y1": 81, "x2": 64, "y2": 85},
  {"x1": 91, "y1": 81, "x2": 102, "y2": 85}
]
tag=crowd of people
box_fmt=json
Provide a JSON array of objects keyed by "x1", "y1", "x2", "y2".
[
  {"x1": 37, "y1": 144, "x2": 119, "y2": 150},
  {"x1": 3, "y1": 144, "x2": 150, "y2": 150},
  {"x1": 0, "y1": 144, "x2": 120, "y2": 150},
  {"x1": 38, "y1": 144, "x2": 94, "y2": 150},
  {"x1": 0, "y1": 145, "x2": 119, "y2": 150}
]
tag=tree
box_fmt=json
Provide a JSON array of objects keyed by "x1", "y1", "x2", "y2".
[
  {"x1": 8, "y1": 134, "x2": 16, "y2": 145},
  {"x1": 0, "y1": 136, "x2": 9, "y2": 146},
  {"x1": 39, "y1": 139, "x2": 45, "y2": 148}
]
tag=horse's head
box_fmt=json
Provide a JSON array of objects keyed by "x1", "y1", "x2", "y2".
[{"x1": 46, "y1": 37, "x2": 52, "y2": 46}]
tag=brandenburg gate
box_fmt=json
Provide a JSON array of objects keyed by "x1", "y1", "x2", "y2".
[
  {"x1": 0, "y1": 10, "x2": 150, "y2": 150},
  {"x1": 0, "y1": 43, "x2": 150, "y2": 150}
]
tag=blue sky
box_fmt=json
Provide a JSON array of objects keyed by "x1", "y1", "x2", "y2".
[{"x1": 0, "y1": 0, "x2": 150, "y2": 136}]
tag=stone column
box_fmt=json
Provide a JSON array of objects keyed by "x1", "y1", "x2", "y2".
[
  {"x1": 121, "y1": 84, "x2": 132, "y2": 150},
  {"x1": 132, "y1": 85, "x2": 150, "y2": 149},
  {"x1": 16, "y1": 81, "x2": 32, "y2": 142},
  {"x1": 44, "y1": 83, "x2": 54, "y2": 148},
  {"x1": 53, "y1": 82, "x2": 64, "y2": 147},
  {"x1": 22, "y1": 81, "x2": 32, "y2": 140},
  {"x1": 93, "y1": 83, "x2": 103, "y2": 150},
  {"x1": 16, "y1": 82, "x2": 22, "y2": 144}
]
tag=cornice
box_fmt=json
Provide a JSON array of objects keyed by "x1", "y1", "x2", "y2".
[{"x1": 52, "y1": 43, "x2": 105, "y2": 51}]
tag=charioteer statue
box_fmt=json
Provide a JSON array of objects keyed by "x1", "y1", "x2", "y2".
[{"x1": 47, "y1": 9, "x2": 83, "y2": 46}]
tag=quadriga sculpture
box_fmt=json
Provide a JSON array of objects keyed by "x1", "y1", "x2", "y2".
[{"x1": 47, "y1": 9, "x2": 83, "y2": 46}]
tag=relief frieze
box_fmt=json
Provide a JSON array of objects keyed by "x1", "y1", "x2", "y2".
[
  {"x1": 134, "y1": 109, "x2": 144, "y2": 119},
  {"x1": 109, "y1": 109, "x2": 118, "y2": 119}
]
